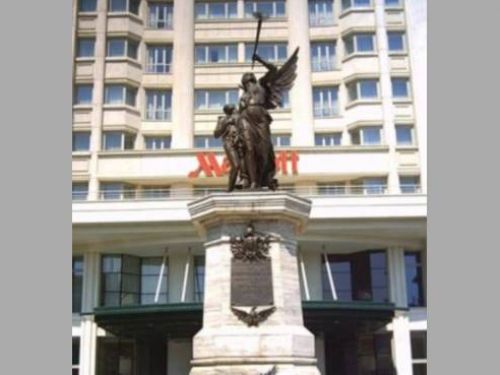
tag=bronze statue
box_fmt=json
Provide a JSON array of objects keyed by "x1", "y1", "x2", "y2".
[
  {"x1": 214, "y1": 13, "x2": 299, "y2": 191},
  {"x1": 214, "y1": 104, "x2": 248, "y2": 191}
]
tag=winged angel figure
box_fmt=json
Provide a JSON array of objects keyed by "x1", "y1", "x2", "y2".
[{"x1": 236, "y1": 47, "x2": 299, "y2": 190}]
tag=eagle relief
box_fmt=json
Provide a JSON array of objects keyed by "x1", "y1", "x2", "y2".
[{"x1": 230, "y1": 224, "x2": 275, "y2": 325}]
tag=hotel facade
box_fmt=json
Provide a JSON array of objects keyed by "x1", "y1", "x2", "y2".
[{"x1": 72, "y1": 0, "x2": 427, "y2": 374}]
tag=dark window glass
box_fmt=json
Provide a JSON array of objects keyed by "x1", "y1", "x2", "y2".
[
  {"x1": 411, "y1": 331, "x2": 427, "y2": 359},
  {"x1": 194, "y1": 256, "x2": 205, "y2": 302},
  {"x1": 357, "y1": 34, "x2": 374, "y2": 51},
  {"x1": 96, "y1": 338, "x2": 136, "y2": 375},
  {"x1": 385, "y1": 0, "x2": 401, "y2": 6},
  {"x1": 107, "y1": 38, "x2": 126, "y2": 57},
  {"x1": 400, "y1": 176, "x2": 420, "y2": 194},
  {"x1": 109, "y1": 0, "x2": 127, "y2": 12},
  {"x1": 388, "y1": 32, "x2": 404, "y2": 51},
  {"x1": 322, "y1": 250, "x2": 388, "y2": 302},
  {"x1": 79, "y1": 0, "x2": 97, "y2": 12},
  {"x1": 77, "y1": 38, "x2": 95, "y2": 58},
  {"x1": 413, "y1": 363, "x2": 427, "y2": 375},
  {"x1": 72, "y1": 257, "x2": 84, "y2": 313},
  {"x1": 101, "y1": 255, "x2": 140, "y2": 306},
  {"x1": 73, "y1": 132, "x2": 91, "y2": 152},
  {"x1": 73, "y1": 183, "x2": 89, "y2": 201},
  {"x1": 103, "y1": 132, "x2": 122, "y2": 150},
  {"x1": 74, "y1": 85, "x2": 93, "y2": 105},
  {"x1": 392, "y1": 78, "x2": 410, "y2": 97},
  {"x1": 396, "y1": 125, "x2": 413, "y2": 145},
  {"x1": 72, "y1": 338, "x2": 80, "y2": 367},
  {"x1": 405, "y1": 251, "x2": 425, "y2": 306},
  {"x1": 359, "y1": 79, "x2": 378, "y2": 98}
]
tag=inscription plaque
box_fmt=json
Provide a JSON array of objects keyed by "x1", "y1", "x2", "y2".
[{"x1": 231, "y1": 257, "x2": 273, "y2": 306}]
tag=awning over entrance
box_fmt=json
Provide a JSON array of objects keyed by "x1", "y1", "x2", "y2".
[{"x1": 94, "y1": 301, "x2": 395, "y2": 339}]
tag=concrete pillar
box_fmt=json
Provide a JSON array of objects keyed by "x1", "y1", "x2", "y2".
[
  {"x1": 171, "y1": 0, "x2": 195, "y2": 149},
  {"x1": 391, "y1": 313, "x2": 413, "y2": 375},
  {"x1": 79, "y1": 252, "x2": 100, "y2": 375},
  {"x1": 168, "y1": 339, "x2": 193, "y2": 374},
  {"x1": 287, "y1": 0, "x2": 315, "y2": 146},
  {"x1": 387, "y1": 247, "x2": 407, "y2": 308},
  {"x1": 375, "y1": 0, "x2": 399, "y2": 194},
  {"x1": 405, "y1": 0, "x2": 427, "y2": 193},
  {"x1": 87, "y1": 0, "x2": 108, "y2": 200},
  {"x1": 387, "y1": 247, "x2": 413, "y2": 375}
]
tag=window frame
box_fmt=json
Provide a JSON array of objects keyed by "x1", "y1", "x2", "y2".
[
  {"x1": 344, "y1": 33, "x2": 376, "y2": 56},
  {"x1": 194, "y1": 135, "x2": 223, "y2": 149},
  {"x1": 148, "y1": 2, "x2": 173, "y2": 29},
  {"x1": 146, "y1": 45, "x2": 172, "y2": 73},
  {"x1": 347, "y1": 79, "x2": 380, "y2": 102},
  {"x1": 271, "y1": 134, "x2": 291, "y2": 147},
  {"x1": 104, "y1": 84, "x2": 137, "y2": 107},
  {"x1": 351, "y1": 126, "x2": 383, "y2": 146},
  {"x1": 362, "y1": 177, "x2": 387, "y2": 195},
  {"x1": 410, "y1": 330, "x2": 427, "y2": 374},
  {"x1": 72, "y1": 256, "x2": 84, "y2": 313},
  {"x1": 100, "y1": 182, "x2": 136, "y2": 200},
  {"x1": 308, "y1": 0, "x2": 335, "y2": 27},
  {"x1": 387, "y1": 31, "x2": 406, "y2": 53},
  {"x1": 72, "y1": 131, "x2": 91, "y2": 152},
  {"x1": 108, "y1": 0, "x2": 140, "y2": 15},
  {"x1": 144, "y1": 136, "x2": 172, "y2": 150},
  {"x1": 195, "y1": 1, "x2": 238, "y2": 20},
  {"x1": 310, "y1": 41, "x2": 337, "y2": 72},
  {"x1": 102, "y1": 131, "x2": 135, "y2": 151},
  {"x1": 145, "y1": 90, "x2": 172, "y2": 121},
  {"x1": 77, "y1": 38, "x2": 96, "y2": 58},
  {"x1": 342, "y1": 0, "x2": 372, "y2": 12},
  {"x1": 400, "y1": 175, "x2": 421, "y2": 194},
  {"x1": 74, "y1": 84, "x2": 93, "y2": 106},
  {"x1": 194, "y1": 255, "x2": 205, "y2": 302},
  {"x1": 317, "y1": 183, "x2": 346, "y2": 195},
  {"x1": 391, "y1": 77, "x2": 411, "y2": 99},
  {"x1": 194, "y1": 89, "x2": 239, "y2": 111},
  {"x1": 314, "y1": 132, "x2": 342, "y2": 147},
  {"x1": 244, "y1": 42, "x2": 288, "y2": 63},
  {"x1": 140, "y1": 186, "x2": 171, "y2": 199},
  {"x1": 79, "y1": 0, "x2": 97, "y2": 12},
  {"x1": 395, "y1": 124, "x2": 415, "y2": 146},
  {"x1": 385, "y1": 0, "x2": 403, "y2": 8},
  {"x1": 195, "y1": 44, "x2": 238, "y2": 65},
  {"x1": 72, "y1": 182, "x2": 89, "y2": 201},
  {"x1": 244, "y1": 0, "x2": 286, "y2": 19},
  {"x1": 106, "y1": 37, "x2": 139, "y2": 60},
  {"x1": 313, "y1": 86, "x2": 339, "y2": 118}
]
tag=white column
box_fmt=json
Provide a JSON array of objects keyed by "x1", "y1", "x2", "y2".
[
  {"x1": 375, "y1": 0, "x2": 399, "y2": 194},
  {"x1": 79, "y1": 252, "x2": 100, "y2": 375},
  {"x1": 171, "y1": 0, "x2": 195, "y2": 149},
  {"x1": 391, "y1": 313, "x2": 414, "y2": 375},
  {"x1": 287, "y1": 0, "x2": 315, "y2": 146},
  {"x1": 387, "y1": 247, "x2": 413, "y2": 375},
  {"x1": 87, "y1": 0, "x2": 108, "y2": 200},
  {"x1": 405, "y1": 0, "x2": 427, "y2": 193},
  {"x1": 237, "y1": 0, "x2": 245, "y2": 18}
]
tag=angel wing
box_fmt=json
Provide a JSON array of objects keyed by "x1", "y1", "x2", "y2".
[{"x1": 259, "y1": 47, "x2": 299, "y2": 110}]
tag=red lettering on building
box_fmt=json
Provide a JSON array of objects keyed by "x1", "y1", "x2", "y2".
[{"x1": 188, "y1": 151, "x2": 299, "y2": 178}]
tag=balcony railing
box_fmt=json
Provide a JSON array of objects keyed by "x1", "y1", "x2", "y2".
[
  {"x1": 309, "y1": 13, "x2": 335, "y2": 27},
  {"x1": 311, "y1": 58, "x2": 336, "y2": 72},
  {"x1": 145, "y1": 63, "x2": 171, "y2": 74},
  {"x1": 72, "y1": 184, "x2": 423, "y2": 202}
]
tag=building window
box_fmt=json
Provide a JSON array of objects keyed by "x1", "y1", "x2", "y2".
[
  {"x1": 342, "y1": 0, "x2": 371, "y2": 11},
  {"x1": 101, "y1": 255, "x2": 140, "y2": 306},
  {"x1": 278, "y1": 90, "x2": 290, "y2": 108},
  {"x1": 102, "y1": 131, "x2": 135, "y2": 151},
  {"x1": 140, "y1": 257, "x2": 168, "y2": 304},
  {"x1": 145, "y1": 90, "x2": 172, "y2": 120},
  {"x1": 106, "y1": 38, "x2": 138, "y2": 59},
  {"x1": 74, "y1": 84, "x2": 93, "y2": 105},
  {"x1": 140, "y1": 186, "x2": 171, "y2": 199},
  {"x1": 311, "y1": 42, "x2": 336, "y2": 72},
  {"x1": 148, "y1": 2, "x2": 173, "y2": 29},
  {"x1": 194, "y1": 136, "x2": 223, "y2": 149},
  {"x1": 144, "y1": 136, "x2": 171, "y2": 150},
  {"x1": 387, "y1": 31, "x2": 405, "y2": 52},
  {"x1": 385, "y1": 0, "x2": 401, "y2": 7},
  {"x1": 308, "y1": 0, "x2": 334, "y2": 27},
  {"x1": 146, "y1": 45, "x2": 172, "y2": 73},
  {"x1": 395, "y1": 124, "x2": 414, "y2": 145},
  {"x1": 73, "y1": 132, "x2": 91, "y2": 152},
  {"x1": 400, "y1": 176, "x2": 420, "y2": 194},
  {"x1": 196, "y1": 44, "x2": 238, "y2": 64},
  {"x1": 72, "y1": 257, "x2": 83, "y2": 313},
  {"x1": 195, "y1": 89, "x2": 238, "y2": 110},
  {"x1": 318, "y1": 183, "x2": 346, "y2": 195},
  {"x1": 104, "y1": 85, "x2": 137, "y2": 106},
  {"x1": 271, "y1": 134, "x2": 291, "y2": 147},
  {"x1": 245, "y1": 42, "x2": 287, "y2": 63},
  {"x1": 411, "y1": 331, "x2": 427, "y2": 375},
  {"x1": 244, "y1": 1, "x2": 286, "y2": 18},
  {"x1": 195, "y1": 1, "x2": 237, "y2": 20},
  {"x1": 322, "y1": 250, "x2": 388, "y2": 302},
  {"x1": 344, "y1": 33, "x2": 375, "y2": 55},
  {"x1": 72, "y1": 338, "x2": 80, "y2": 375},
  {"x1": 194, "y1": 256, "x2": 205, "y2": 302},
  {"x1": 362, "y1": 177, "x2": 386, "y2": 194},
  {"x1": 315, "y1": 133, "x2": 341, "y2": 146},
  {"x1": 391, "y1": 77, "x2": 410, "y2": 98},
  {"x1": 108, "y1": 0, "x2": 140, "y2": 15},
  {"x1": 73, "y1": 182, "x2": 89, "y2": 201},
  {"x1": 313, "y1": 86, "x2": 339, "y2": 117},
  {"x1": 351, "y1": 126, "x2": 382, "y2": 145},
  {"x1": 100, "y1": 182, "x2": 136, "y2": 200},
  {"x1": 77, "y1": 38, "x2": 95, "y2": 58},
  {"x1": 405, "y1": 251, "x2": 425, "y2": 306},
  {"x1": 347, "y1": 79, "x2": 379, "y2": 101},
  {"x1": 79, "y1": 0, "x2": 97, "y2": 12}
]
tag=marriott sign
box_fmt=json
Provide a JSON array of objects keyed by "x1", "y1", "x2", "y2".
[{"x1": 188, "y1": 151, "x2": 299, "y2": 178}]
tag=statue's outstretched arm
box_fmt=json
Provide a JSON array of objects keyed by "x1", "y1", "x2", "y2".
[{"x1": 253, "y1": 53, "x2": 277, "y2": 71}]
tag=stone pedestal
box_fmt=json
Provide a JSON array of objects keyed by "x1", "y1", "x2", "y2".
[{"x1": 188, "y1": 192, "x2": 320, "y2": 375}]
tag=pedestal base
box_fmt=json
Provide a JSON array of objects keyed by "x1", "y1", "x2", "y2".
[{"x1": 190, "y1": 364, "x2": 320, "y2": 375}]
